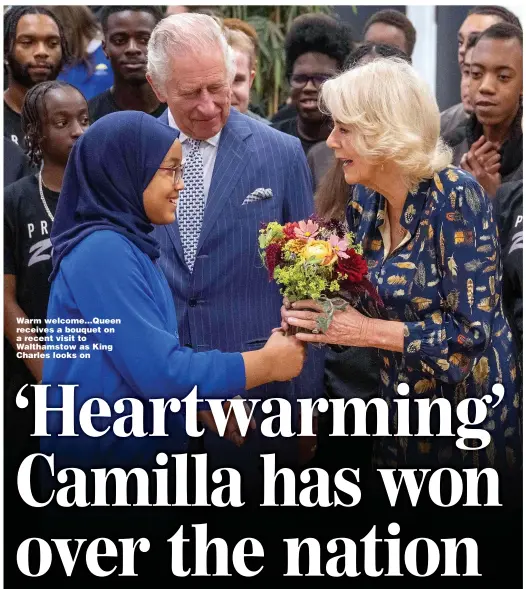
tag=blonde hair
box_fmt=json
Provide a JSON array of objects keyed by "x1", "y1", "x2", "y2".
[
  {"x1": 223, "y1": 17, "x2": 258, "y2": 49},
  {"x1": 223, "y1": 27, "x2": 257, "y2": 70},
  {"x1": 320, "y1": 57, "x2": 452, "y2": 189}
]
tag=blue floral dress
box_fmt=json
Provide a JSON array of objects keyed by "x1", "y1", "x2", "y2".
[{"x1": 347, "y1": 166, "x2": 521, "y2": 470}]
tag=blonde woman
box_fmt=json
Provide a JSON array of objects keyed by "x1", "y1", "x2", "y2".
[{"x1": 282, "y1": 58, "x2": 521, "y2": 472}]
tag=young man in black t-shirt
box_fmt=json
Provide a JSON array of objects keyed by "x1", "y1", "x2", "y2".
[
  {"x1": 271, "y1": 15, "x2": 353, "y2": 156},
  {"x1": 88, "y1": 6, "x2": 166, "y2": 122},
  {"x1": 3, "y1": 7, "x2": 68, "y2": 148},
  {"x1": 4, "y1": 82, "x2": 89, "y2": 513},
  {"x1": 496, "y1": 179, "x2": 523, "y2": 352}
]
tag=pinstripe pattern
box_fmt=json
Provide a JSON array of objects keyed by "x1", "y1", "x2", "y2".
[{"x1": 154, "y1": 109, "x2": 325, "y2": 463}]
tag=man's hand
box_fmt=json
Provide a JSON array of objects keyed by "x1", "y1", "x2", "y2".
[
  {"x1": 198, "y1": 398, "x2": 256, "y2": 447},
  {"x1": 460, "y1": 135, "x2": 501, "y2": 197}
]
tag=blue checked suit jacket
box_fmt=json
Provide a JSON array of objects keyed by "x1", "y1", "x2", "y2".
[{"x1": 154, "y1": 108, "x2": 325, "y2": 412}]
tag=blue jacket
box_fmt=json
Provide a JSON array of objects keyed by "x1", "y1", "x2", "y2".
[
  {"x1": 155, "y1": 108, "x2": 325, "y2": 464},
  {"x1": 58, "y1": 45, "x2": 113, "y2": 101},
  {"x1": 156, "y1": 109, "x2": 325, "y2": 389},
  {"x1": 41, "y1": 231, "x2": 246, "y2": 468}
]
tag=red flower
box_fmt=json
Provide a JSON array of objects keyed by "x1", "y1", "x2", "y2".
[
  {"x1": 283, "y1": 222, "x2": 299, "y2": 240},
  {"x1": 336, "y1": 248, "x2": 368, "y2": 283},
  {"x1": 265, "y1": 242, "x2": 283, "y2": 280}
]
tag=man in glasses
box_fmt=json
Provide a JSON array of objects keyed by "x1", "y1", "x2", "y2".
[{"x1": 272, "y1": 14, "x2": 354, "y2": 155}]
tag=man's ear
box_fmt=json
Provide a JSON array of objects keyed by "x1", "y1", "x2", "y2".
[
  {"x1": 249, "y1": 69, "x2": 256, "y2": 89},
  {"x1": 146, "y1": 73, "x2": 167, "y2": 103},
  {"x1": 102, "y1": 40, "x2": 109, "y2": 60}
]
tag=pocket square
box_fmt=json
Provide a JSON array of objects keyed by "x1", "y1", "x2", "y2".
[{"x1": 242, "y1": 188, "x2": 273, "y2": 205}]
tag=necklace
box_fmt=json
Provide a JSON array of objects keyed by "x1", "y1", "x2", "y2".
[{"x1": 38, "y1": 170, "x2": 54, "y2": 222}]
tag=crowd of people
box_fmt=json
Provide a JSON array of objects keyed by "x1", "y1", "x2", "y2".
[{"x1": 3, "y1": 5, "x2": 523, "y2": 514}]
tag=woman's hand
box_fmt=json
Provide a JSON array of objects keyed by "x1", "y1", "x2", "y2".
[
  {"x1": 282, "y1": 299, "x2": 372, "y2": 346},
  {"x1": 263, "y1": 329, "x2": 307, "y2": 381}
]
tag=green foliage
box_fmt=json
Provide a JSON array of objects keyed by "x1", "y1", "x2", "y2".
[
  {"x1": 258, "y1": 222, "x2": 285, "y2": 249},
  {"x1": 218, "y1": 5, "x2": 334, "y2": 117},
  {"x1": 346, "y1": 232, "x2": 363, "y2": 255},
  {"x1": 273, "y1": 258, "x2": 335, "y2": 302}
]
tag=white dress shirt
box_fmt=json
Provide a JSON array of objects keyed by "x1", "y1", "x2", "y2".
[{"x1": 167, "y1": 109, "x2": 221, "y2": 204}]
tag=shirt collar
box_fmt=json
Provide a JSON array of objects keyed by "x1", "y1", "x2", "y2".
[
  {"x1": 167, "y1": 109, "x2": 221, "y2": 147},
  {"x1": 374, "y1": 178, "x2": 430, "y2": 236}
]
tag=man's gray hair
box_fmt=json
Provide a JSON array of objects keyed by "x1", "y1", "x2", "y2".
[{"x1": 147, "y1": 13, "x2": 236, "y2": 89}]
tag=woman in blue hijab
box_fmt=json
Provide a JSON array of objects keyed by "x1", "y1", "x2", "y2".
[{"x1": 41, "y1": 111, "x2": 305, "y2": 471}]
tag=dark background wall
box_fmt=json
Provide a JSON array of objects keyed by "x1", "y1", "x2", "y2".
[{"x1": 435, "y1": 5, "x2": 473, "y2": 111}]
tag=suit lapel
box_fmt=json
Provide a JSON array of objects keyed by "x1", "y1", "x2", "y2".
[
  {"x1": 158, "y1": 125, "x2": 187, "y2": 268},
  {"x1": 196, "y1": 112, "x2": 252, "y2": 254},
  {"x1": 164, "y1": 222, "x2": 186, "y2": 268}
]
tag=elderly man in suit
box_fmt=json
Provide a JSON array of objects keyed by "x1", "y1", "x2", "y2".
[{"x1": 146, "y1": 13, "x2": 325, "y2": 501}]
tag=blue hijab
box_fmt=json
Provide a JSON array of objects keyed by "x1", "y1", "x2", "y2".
[{"x1": 49, "y1": 111, "x2": 178, "y2": 281}]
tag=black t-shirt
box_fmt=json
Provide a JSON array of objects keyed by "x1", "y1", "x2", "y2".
[
  {"x1": 3, "y1": 137, "x2": 33, "y2": 187},
  {"x1": 4, "y1": 174, "x2": 58, "y2": 391},
  {"x1": 270, "y1": 103, "x2": 297, "y2": 124},
  {"x1": 4, "y1": 101, "x2": 24, "y2": 148},
  {"x1": 496, "y1": 179, "x2": 523, "y2": 353},
  {"x1": 271, "y1": 116, "x2": 321, "y2": 156},
  {"x1": 88, "y1": 89, "x2": 167, "y2": 123}
]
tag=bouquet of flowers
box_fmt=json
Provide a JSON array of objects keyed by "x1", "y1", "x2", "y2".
[{"x1": 259, "y1": 216, "x2": 383, "y2": 333}]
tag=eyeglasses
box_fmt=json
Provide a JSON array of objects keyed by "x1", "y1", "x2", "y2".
[
  {"x1": 158, "y1": 159, "x2": 185, "y2": 186},
  {"x1": 289, "y1": 74, "x2": 332, "y2": 89}
]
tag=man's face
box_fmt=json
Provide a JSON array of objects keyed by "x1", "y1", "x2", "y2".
[
  {"x1": 364, "y1": 22, "x2": 408, "y2": 54},
  {"x1": 460, "y1": 46, "x2": 474, "y2": 113},
  {"x1": 103, "y1": 10, "x2": 157, "y2": 85},
  {"x1": 470, "y1": 37, "x2": 523, "y2": 127},
  {"x1": 149, "y1": 49, "x2": 231, "y2": 140},
  {"x1": 40, "y1": 87, "x2": 89, "y2": 166},
  {"x1": 457, "y1": 14, "x2": 501, "y2": 67},
  {"x1": 230, "y1": 49, "x2": 255, "y2": 114},
  {"x1": 289, "y1": 52, "x2": 339, "y2": 124},
  {"x1": 7, "y1": 14, "x2": 62, "y2": 88}
]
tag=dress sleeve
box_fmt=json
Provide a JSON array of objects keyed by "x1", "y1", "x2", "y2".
[
  {"x1": 58, "y1": 232, "x2": 246, "y2": 399},
  {"x1": 404, "y1": 176, "x2": 501, "y2": 383}
]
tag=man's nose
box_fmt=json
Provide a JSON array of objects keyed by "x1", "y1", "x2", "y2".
[
  {"x1": 458, "y1": 44, "x2": 466, "y2": 65},
  {"x1": 70, "y1": 120, "x2": 84, "y2": 138},
  {"x1": 34, "y1": 41, "x2": 50, "y2": 58},
  {"x1": 196, "y1": 91, "x2": 217, "y2": 115},
  {"x1": 478, "y1": 73, "x2": 496, "y2": 94},
  {"x1": 124, "y1": 39, "x2": 141, "y2": 54},
  {"x1": 303, "y1": 78, "x2": 317, "y2": 92}
]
